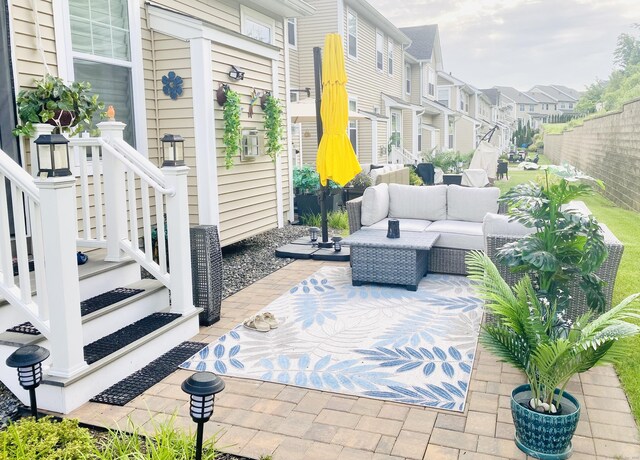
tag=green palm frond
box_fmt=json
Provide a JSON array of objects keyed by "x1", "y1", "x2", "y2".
[{"x1": 480, "y1": 324, "x2": 530, "y2": 373}]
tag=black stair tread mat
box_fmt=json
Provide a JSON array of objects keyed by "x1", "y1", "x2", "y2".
[
  {"x1": 6, "y1": 287, "x2": 144, "y2": 336},
  {"x1": 83, "y1": 312, "x2": 181, "y2": 365},
  {"x1": 90, "y1": 341, "x2": 206, "y2": 406}
]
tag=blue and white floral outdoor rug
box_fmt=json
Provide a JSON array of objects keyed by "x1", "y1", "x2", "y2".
[{"x1": 181, "y1": 266, "x2": 483, "y2": 411}]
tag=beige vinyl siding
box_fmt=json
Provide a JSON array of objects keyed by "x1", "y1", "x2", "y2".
[
  {"x1": 377, "y1": 119, "x2": 388, "y2": 162},
  {"x1": 410, "y1": 63, "x2": 421, "y2": 105},
  {"x1": 455, "y1": 117, "x2": 475, "y2": 154},
  {"x1": 402, "y1": 109, "x2": 412, "y2": 153},
  {"x1": 11, "y1": 0, "x2": 58, "y2": 87}
]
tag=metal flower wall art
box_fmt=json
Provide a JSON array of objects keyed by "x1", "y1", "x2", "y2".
[{"x1": 162, "y1": 71, "x2": 183, "y2": 100}]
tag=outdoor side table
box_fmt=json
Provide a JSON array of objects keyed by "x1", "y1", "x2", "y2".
[{"x1": 342, "y1": 230, "x2": 440, "y2": 291}]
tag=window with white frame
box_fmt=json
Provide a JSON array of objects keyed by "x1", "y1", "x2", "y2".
[
  {"x1": 568, "y1": 102, "x2": 573, "y2": 109},
  {"x1": 287, "y1": 18, "x2": 297, "y2": 48},
  {"x1": 289, "y1": 91, "x2": 298, "y2": 102},
  {"x1": 460, "y1": 91, "x2": 469, "y2": 113},
  {"x1": 529, "y1": 104, "x2": 534, "y2": 112},
  {"x1": 348, "y1": 98, "x2": 358, "y2": 153},
  {"x1": 519, "y1": 104, "x2": 525, "y2": 111},
  {"x1": 437, "y1": 88, "x2": 450, "y2": 108},
  {"x1": 405, "y1": 63, "x2": 411, "y2": 94},
  {"x1": 241, "y1": 5, "x2": 275, "y2": 45},
  {"x1": 69, "y1": 0, "x2": 136, "y2": 146},
  {"x1": 417, "y1": 131, "x2": 422, "y2": 152},
  {"x1": 428, "y1": 68, "x2": 435, "y2": 97},
  {"x1": 387, "y1": 39, "x2": 394, "y2": 75},
  {"x1": 375, "y1": 30, "x2": 383, "y2": 71},
  {"x1": 347, "y1": 10, "x2": 357, "y2": 58},
  {"x1": 390, "y1": 112, "x2": 401, "y2": 148}
]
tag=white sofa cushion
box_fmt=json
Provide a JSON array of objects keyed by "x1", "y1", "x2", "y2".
[
  {"x1": 364, "y1": 218, "x2": 432, "y2": 232},
  {"x1": 388, "y1": 184, "x2": 447, "y2": 221},
  {"x1": 427, "y1": 220, "x2": 484, "y2": 250},
  {"x1": 447, "y1": 185, "x2": 500, "y2": 223},
  {"x1": 361, "y1": 183, "x2": 389, "y2": 226},
  {"x1": 482, "y1": 213, "x2": 532, "y2": 237}
]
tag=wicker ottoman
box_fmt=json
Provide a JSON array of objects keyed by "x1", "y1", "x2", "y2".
[{"x1": 343, "y1": 230, "x2": 440, "y2": 291}]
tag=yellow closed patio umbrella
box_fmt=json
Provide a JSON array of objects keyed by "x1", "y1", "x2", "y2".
[{"x1": 315, "y1": 34, "x2": 361, "y2": 187}]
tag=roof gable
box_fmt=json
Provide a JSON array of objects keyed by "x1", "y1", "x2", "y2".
[{"x1": 400, "y1": 24, "x2": 438, "y2": 61}]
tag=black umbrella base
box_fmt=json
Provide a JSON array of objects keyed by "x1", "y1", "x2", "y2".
[{"x1": 275, "y1": 239, "x2": 350, "y2": 262}]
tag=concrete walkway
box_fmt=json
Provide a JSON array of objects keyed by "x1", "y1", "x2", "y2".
[{"x1": 68, "y1": 259, "x2": 640, "y2": 460}]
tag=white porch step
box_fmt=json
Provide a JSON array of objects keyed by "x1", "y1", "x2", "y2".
[{"x1": 0, "y1": 308, "x2": 200, "y2": 414}]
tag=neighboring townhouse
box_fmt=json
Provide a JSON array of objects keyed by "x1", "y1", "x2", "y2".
[
  {"x1": 5, "y1": 0, "x2": 314, "y2": 246},
  {"x1": 494, "y1": 86, "x2": 542, "y2": 127},
  {"x1": 289, "y1": 0, "x2": 411, "y2": 166},
  {"x1": 401, "y1": 24, "x2": 449, "y2": 157},
  {"x1": 530, "y1": 84, "x2": 580, "y2": 114},
  {"x1": 436, "y1": 71, "x2": 481, "y2": 153},
  {"x1": 481, "y1": 87, "x2": 517, "y2": 152}
]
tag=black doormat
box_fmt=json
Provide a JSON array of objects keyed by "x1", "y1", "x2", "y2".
[
  {"x1": 80, "y1": 287, "x2": 144, "y2": 316},
  {"x1": 84, "y1": 313, "x2": 180, "y2": 365},
  {"x1": 6, "y1": 288, "x2": 144, "y2": 336},
  {"x1": 90, "y1": 341, "x2": 206, "y2": 406}
]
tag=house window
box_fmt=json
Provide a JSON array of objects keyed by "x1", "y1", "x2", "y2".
[
  {"x1": 405, "y1": 63, "x2": 411, "y2": 94},
  {"x1": 560, "y1": 103, "x2": 565, "y2": 109},
  {"x1": 241, "y1": 6, "x2": 275, "y2": 45},
  {"x1": 437, "y1": 88, "x2": 449, "y2": 108},
  {"x1": 375, "y1": 31, "x2": 383, "y2": 71},
  {"x1": 417, "y1": 132, "x2": 422, "y2": 152},
  {"x1": 428, "y1": 68, "x2": 435, "y2": 96},
  {"x1": 348, "y1": 98, "x2": 358, "y2": 153},
  {"x1": 347, "y1": 10, "x2": 357, "y2": 58},
  {"x1": 387, "y1": 39, "x2": 394, "y2": 75},
  {"x1": 289, "y1": 91, "x2": 298, "y2": 102},
  {"x1": 569, "y1": 102, "x2": 573, "y2": 109},
  {"x1": 529, "y1": 104, "x2": 534, "y2": 112},
  {"x1": 448, "y1": 116, "x2": 454, "y2": 149},
  {"x1": 459, "y1": 91, "x2": 469, "y2": 112},
  {"x1": 69, "y1": 0, "x2": 136, "y2": 146},
  {"x1": 390, "y1": 112, "x2": 401, "y2": 148},
  {"x1": 287, "y1": 18, "x2": 297, "y2": 48},
  {"x1": 519, "y1": 104, "x2": 525, "y2": 111}
]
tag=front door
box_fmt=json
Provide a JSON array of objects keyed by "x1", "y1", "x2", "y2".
[{"x1": 0, "y1": 0, "x2": 21, "y2": 236}]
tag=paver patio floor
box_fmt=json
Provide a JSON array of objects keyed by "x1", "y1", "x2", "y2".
[{"x1": 68, "y1": 259, "x2": 640, "y2": 460}]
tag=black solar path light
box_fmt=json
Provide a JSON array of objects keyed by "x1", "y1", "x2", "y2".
[
  {"x1": 6, "y1": 344, "x2": 50, "y2": 419},
  {"x1": 182, "y1": 371, "x2": 225, "y2": 460}
]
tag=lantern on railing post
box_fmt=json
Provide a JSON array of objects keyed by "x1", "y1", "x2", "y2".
[
  {"x1": 182, "y1": 372, "x2": 225, "y2": 460},
  {"x1": 6, "y1": 345, "x2": 50, "y2": 419},
  {"x1": 161, "y1": 133, "x2": 185, "y2": 167},
  {"x1": 34, "y1": 134, "x2": 71, "y2": 178}
]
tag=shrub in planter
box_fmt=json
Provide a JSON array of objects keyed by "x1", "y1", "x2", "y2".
[
  {"x1": 467, "y1": 251, "x2": 640, "y2": 459},
  {"x1": 293, "y1": 165, "x2": 341, "y2": 216},
  {"x1": 13, "y1": 74, "x2": 104, "y2": 137}
]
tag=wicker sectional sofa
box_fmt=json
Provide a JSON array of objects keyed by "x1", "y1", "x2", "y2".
[
  {"x1": 346, "y1": 183, "x2": 501, "y2": 275},
  {"x1": 346, "y1": 185, "x2": 624, "y2": 316},
  {"x1": 361, "y1": 164, "x2": 410, "y2": 186}
]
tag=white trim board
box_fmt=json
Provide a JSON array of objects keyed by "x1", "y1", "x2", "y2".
[{"x1": 147, "y1": 4, "x2": 280, "y2": 61}]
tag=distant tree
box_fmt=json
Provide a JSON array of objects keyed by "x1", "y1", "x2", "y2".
[{"x1": 614, "y1": 23, "x2": 640, "y2": 71}]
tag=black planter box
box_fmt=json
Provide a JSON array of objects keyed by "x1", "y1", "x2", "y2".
[
  {"x1": 342, "y1": 187, "x2": 366, "y2": 204},
  {"x1": 443, "y1": 174, "x2": 463, "y2": 185},
  {"x1": 295, "y1": 192, "x2": 341, "y2": 217}
]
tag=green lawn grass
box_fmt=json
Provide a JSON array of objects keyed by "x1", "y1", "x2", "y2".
[{"x1": 494, "y1": 158, "x2": 640, "y2": 423}]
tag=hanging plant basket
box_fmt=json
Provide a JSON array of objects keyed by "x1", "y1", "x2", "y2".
[
  {"x1": 45, "y1": 110, "x2": 77, "y2": 129},
  {"x1": 216, "y1": 84, "x2": 229, "y2": 107}
]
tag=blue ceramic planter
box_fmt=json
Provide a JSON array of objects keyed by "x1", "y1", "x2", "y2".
[{"x1": 511, "y1": 384, "x2": 581, "y2": 460}]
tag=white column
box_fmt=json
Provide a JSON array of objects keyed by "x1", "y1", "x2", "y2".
[
  {"x1": 35, "y1": 176, "x2": 87, "y2": 378},
  {"x1": 413, "y1": 110, "x2": 419, "y2": 159},
  {"x1": 371, "y1": 118, "x2": 378, "y2": 164},
  {"x1": 282, "y1": 17, "x2": 295, "y2": 223},
  {"x1": 271, "y1": 59, "x2": 284, "y2": 228},
  {"x1": 190, "y1": 37, "x2": 220, "y2": 226},
  {"x1": 29, "y1": 124, "x2": 55, "y2": 177},
  {"x1": 162, "y1": 166, "x2": 196, "y2": 315},
  {"x1": 98, "y1": 121, "x2": 129, "y2": 262}
]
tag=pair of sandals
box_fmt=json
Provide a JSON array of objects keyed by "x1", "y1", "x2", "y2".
[{"x1": 243, "y1": 312, "x2": 278, "y2": 332}]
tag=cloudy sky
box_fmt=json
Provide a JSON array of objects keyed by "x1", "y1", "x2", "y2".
[{"x1": 368, "y1": 0, "x2": 640, "y2": 92}]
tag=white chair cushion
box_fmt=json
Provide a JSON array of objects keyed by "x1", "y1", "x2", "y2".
[
  {"x1": 427, "y1": 220, "x2": 484, "y2": 250},
  {"x1": 361, "y1": 183, "x2": 389, "y2": 226},
  {"x1": 364, "y1": 218, "x2": 432, "y2": 232},
  {"x1": 447, "y1": 184, "x2": 500, "y2": 223},
  {"x1": 482, "y1": 213, "x2": 532, "y2": 237},
  {"x1": 388, "y1": 184, "x2": 447, "y2": 221}
]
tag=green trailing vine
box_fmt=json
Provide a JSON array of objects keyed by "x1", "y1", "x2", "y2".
[
  {"x1": 262, "y1": 93, "x2": 283, "y2": 161},
  {"x1": 222, "y1": 87, "x2": 241, "y2": 169}
]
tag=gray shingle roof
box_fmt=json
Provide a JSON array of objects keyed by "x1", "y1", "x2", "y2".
[
  {"x1": 530, "y1": 85, "x2": 579, "y2": 101},
  {"x1": 400, "y1": 24, "x2": 438, "y2": 61},
  {"x1": 495, "y1": 86, "x2": 538, "y2": 104},
  {"x1": 527, "y1": 91, "x2": 557, "y2": 103},
  {"x1": 481, "y1": 88, "x2": 499, "y2": 105}
]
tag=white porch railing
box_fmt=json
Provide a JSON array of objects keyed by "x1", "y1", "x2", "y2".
[
  {"x1": 0, "y1": 149, "x2": 49, "y2": 335},
  {"x1": 388, "y1": 146, "x2": 419, "y2": 165},
  {"x1": 0, "y1": 120, "x2": 194, "y2": 379}
]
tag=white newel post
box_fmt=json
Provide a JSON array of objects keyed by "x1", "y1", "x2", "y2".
[
  {"x1": 163, "y1": 165, "x2": 195, "y2": 315},
  {"x1": 35, "y1": 176, "x2": 87, "y2": 378},
  {"x1": 29, "y1": 124, "x2": 55, "y2": 177},
  {"x1": 98, "y1": 121, "x2": 129, "y2": 262}
]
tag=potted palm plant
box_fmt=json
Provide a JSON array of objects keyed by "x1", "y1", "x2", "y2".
[
  {"x1": 13, "y1": 75, "x2": 104, "y2": 137},
  {"x1": 467, "y1": 251, "x2": 640, "y2": 459},
  {"x1": 467, "y1": 164, "x2": 640, "y2": 459}
]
